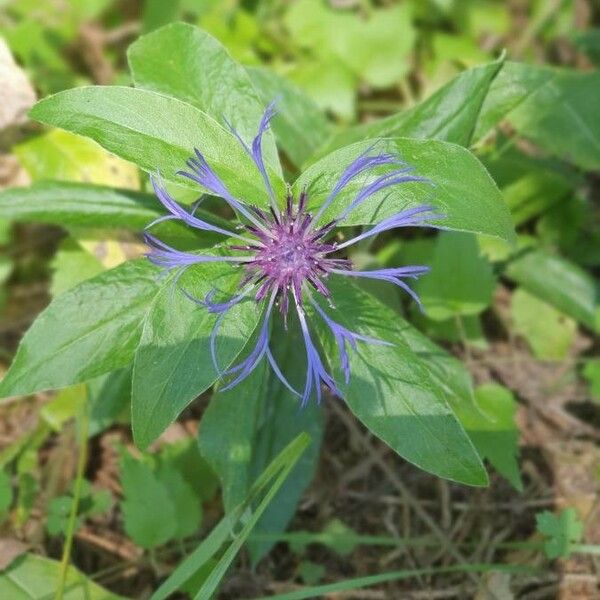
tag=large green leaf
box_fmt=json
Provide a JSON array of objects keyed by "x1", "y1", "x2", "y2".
[
  {"x1": 88, "y1": 367, "x2": 132, "y2": 436},
  {"x1": 199, "y1": 330, "x2": 323, "y2": 563},
  {"x1": 132, "y1": 264, "x2": 262, "y2": 449},
  {"x1": 511, "y1": 288, "x2": 576, "y2": 361},
  {"x1": 454, "y1": 384, "x2": 522, "y2": 491},
  {"x1": 50, "y1": 238, "x2": 104, "y2": 296},
  {"x1": 482, "y1": 147, "x2": 579, "y2": 226},
  {"x1": 0, "y1": 182, "x2": 233, "y2": 251},
  {"x1": 319, "y1": 59, "x2": 503, "y2": 154},
  {"x1": 127, "y1": 22, "x2": 280, "y2": 174},
  {"x1": 411, "y1": 232, "x2": 496, "y2": 321},
  {"x1": 29, "y1": 86, "x2": 285, "y2": 205},
  {"x1": 392, "y1": 312, "x2": 476, "y2": 410},
  {"x1": 313, "y1": 279, "x2": 487, "y2": 486},
  {"x1": 0, "y1": 553, "x2": 124, "y2": 599},
  {"x1": 296, "y1": 138, "x2": 515, "y2": 244},
  {"x1": 14, "y1": 128, "x2": 139, "y2": 188},
  {"x1": 0, "y1": 182, "x2": 158, "y2": 229},
  {"x1": 120, "y1": 450, "x2": 178, "y2": 549},
  {"x1": 0, "y1": 260, "x2": 159, "y2": 399},
  {"x1": 505, "y1": 248, "x2": 600, "y2": 332},
  {"x1": 247, "y1": 66, "x2": 332, "y2": 169},
  {"x1": 475, "y1": 62, "x2": 600, "y2": 170}
]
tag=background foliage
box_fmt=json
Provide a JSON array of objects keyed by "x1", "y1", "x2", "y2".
[{"x1": 0, "y1": 0, "x2": 599, "y2": 598}]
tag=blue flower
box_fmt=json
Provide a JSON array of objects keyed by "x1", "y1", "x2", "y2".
[{"x1": 145, "y1": 103, "x2": 442, "y2": 405}]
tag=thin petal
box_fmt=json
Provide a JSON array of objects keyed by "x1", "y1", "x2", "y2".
[
  {"x1": 338, "y1": 169, "x2": 430, "y2": 222},
  {"x1": 295, "y1": 299, "x2": 341, "y2": 406},
  {"x1": 150, "y1": 174, "x2": 250, "y2": 241},
  {"x1": 313, "y1": 146, "x2": 403, "y2": 222},
  {"x1": 332, "y1": 266, "x2": 430, "y2": 309},
  {"x1": 144, "y1": 232, "x2": 250, "y2": 270},
  {"x1": 225, "y1": 101, "x2": 280, "y2": 215},
  {"x1": 310, "y1": 297, "x2": 392, "y2": 384},
  {"x1": 335, "y1": 205, "x2": 444, "y2": 250},
  {"x1": 220, "y1": 291, "x2": 276, "y2": 390},
  {"x1": 177, "y1": 148, "x2": 269, "y2": 231}
]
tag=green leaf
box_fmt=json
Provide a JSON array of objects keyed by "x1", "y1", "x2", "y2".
[
  {"x1": 155, "y1": 464, "x2": 203, "y2": 540},
  {"x1": 412, "y1": 312, "x2": 487, "y2": 349},
  {"x1": 320, "y1": 59, "x2": 503, "y2": 153},
  {"x1": 536, "y1": 508, "x2": 584, "y2": 559},
  {"x1": 14, "y1": 128, "x2": 139, "y2": 188},
  {"x1": 298, "y1": 561, "x2": 326, "y2": 585},
  {"x1": 412, "y1": 232, "x2": 496, "y2": 320},
  {"x1": 313, "y1": 279, "x2": 487, "y2": 486},
  {"x1": 119, "y1": 450, "x2": 177, "y2": 549},
  {"x1": 320, "y1": 519, "x2": 359, "y2": 557},
  {"x1": 475, "y1": 62, "x2": 600, "y2": 170},
  {"x1": 455, "y1": 384, "x2": 522, "y2": 490},
  {"x1": 50, "y1": 238, "x2": 104, "y2": 296},
  {"x1": 482, "y1": 147, "x2": 579, "y2": 227},
  {"x1": 505, "y1": 248, "x2": 600, "y2": 332},
  {"x1": 572, "y1": 29, "x2": 600, "y2": 66},
  {"x1": 511, "y1": 289, "x2": 576, "y2": 361},
  {"x1": 128, "y1": 23, "x2": 280, "y2": 174},
  {"x1": 88, "y1": 368, "x2": 132, "y2": 436},
  {"x1": 247, "y1": 67, "x2": 331, "y2": 169},
  {"x1": 199, "y1": 329, "x2": 323, "y2": 563},
  {"x1": 391, "y1": 311, "x2": 476, "y2": 410},
  {"x1": 158, "y1": 438, "x2": 218, "y2": 502},
  {"x1": 142, "y1": 0, "x2": 181, "y2": 33},
  {"x1": 582, "y1": 359, "x2": 600, "y2": 403},
  {"x1": 40, "y1": 384, "x2": 86, "y2": 432},
  {"x1": 331, "y1": 3, "x2": 416, "y2": 89},
  {"x1": 132, "y1": 263, "x2": 262, "y2": 449},
  {"x1": 46, "y1": 495, "x2": 76, "y2": 536},
  {"x1": 297, "y1": 138, "x2": 515, "y2": 244},
  {"x1": 0, "y1": 182, "x2": 231, "y2": 249},
  {"x1": 0, "y1": 260, "x2": 159, "y2": 399},
  {"x1": 0, "y1": 553, "x2": 124, "y2": 599},
  {"x1": 0, "y1": 469, "x2": 12, "y2": 514},
  {"x1": 285, "y1": 1, "x2": 415, "y2": 90},
  {"x1": 29, "y1": 86, "x2": 284, "y2": 205},
  {"x1": 0, "y1": 182, "x2": 160, "y2": 229},
  {"x1": 150, "y1": 433, "x2": 310, "y2": 600},
  {"x1": 287, "y1": 58, "x2": 356, "y2": 121}
]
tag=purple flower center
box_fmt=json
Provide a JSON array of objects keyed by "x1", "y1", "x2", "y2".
[{"x1": 232, "y1": 191, "x2": 351, "y2": 316}]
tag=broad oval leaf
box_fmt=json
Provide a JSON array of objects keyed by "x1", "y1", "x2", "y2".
[
  {"x1": 0, "y1": 182, "x2": 233, "y2": 246},
  {"x1": 127, "y1": 22, "x2": 281, "y2": 175},
  {"x1": 0, "y1": 553, "x2": 124, "y2": 599},
  {"x1": 475, "y1": 62, "x2": 600, "y2": 170},
  {"x1": 0, "y1": 260, "x2": 159, "y2": 399},
  {"x1": 132, "y1": 264, "x2": 262, "y2": 449},
  {"x1": 0, "y1": 182, "x2": 159, "y2": 229},
  {"x1": 29, "y1": 86, "x2": 285, "y2": 205},
  {"x1": 505, "y1": 248, "x2": 600, "y2": 332},
  {"x1": 14, "y1": 128, "x2": 140, "y2": 189},
  {"x1": 318, "y1": 58, "x2": 503, "y2": 155},
  {"x1": 296, "y1": 137, "x2": 516, "y2": 244},
  {"x1": 313, "y1": 279, "x2": 488, "y2": 487}
]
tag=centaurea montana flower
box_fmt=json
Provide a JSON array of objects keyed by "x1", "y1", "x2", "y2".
[{"x1": 144, "y1": 103, "x2": 442, "y2": 406}]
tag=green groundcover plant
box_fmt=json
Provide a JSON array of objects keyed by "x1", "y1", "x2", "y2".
[{"x1": 1, "y1": 15, "x2": 599, "y2": 598}]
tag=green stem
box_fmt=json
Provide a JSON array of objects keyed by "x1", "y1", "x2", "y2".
[{"x1": 54, "y1": 394, "x2": 89, "y2": 600}]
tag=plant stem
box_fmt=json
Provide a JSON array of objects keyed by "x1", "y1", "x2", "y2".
[{"x1": 54, "y1": 394, "x2": 89, "y2": 600}]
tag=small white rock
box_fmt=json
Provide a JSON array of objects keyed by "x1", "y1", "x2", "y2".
[{"x1": 0, "y1": 37, "x2": 36, "y2": 133}]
